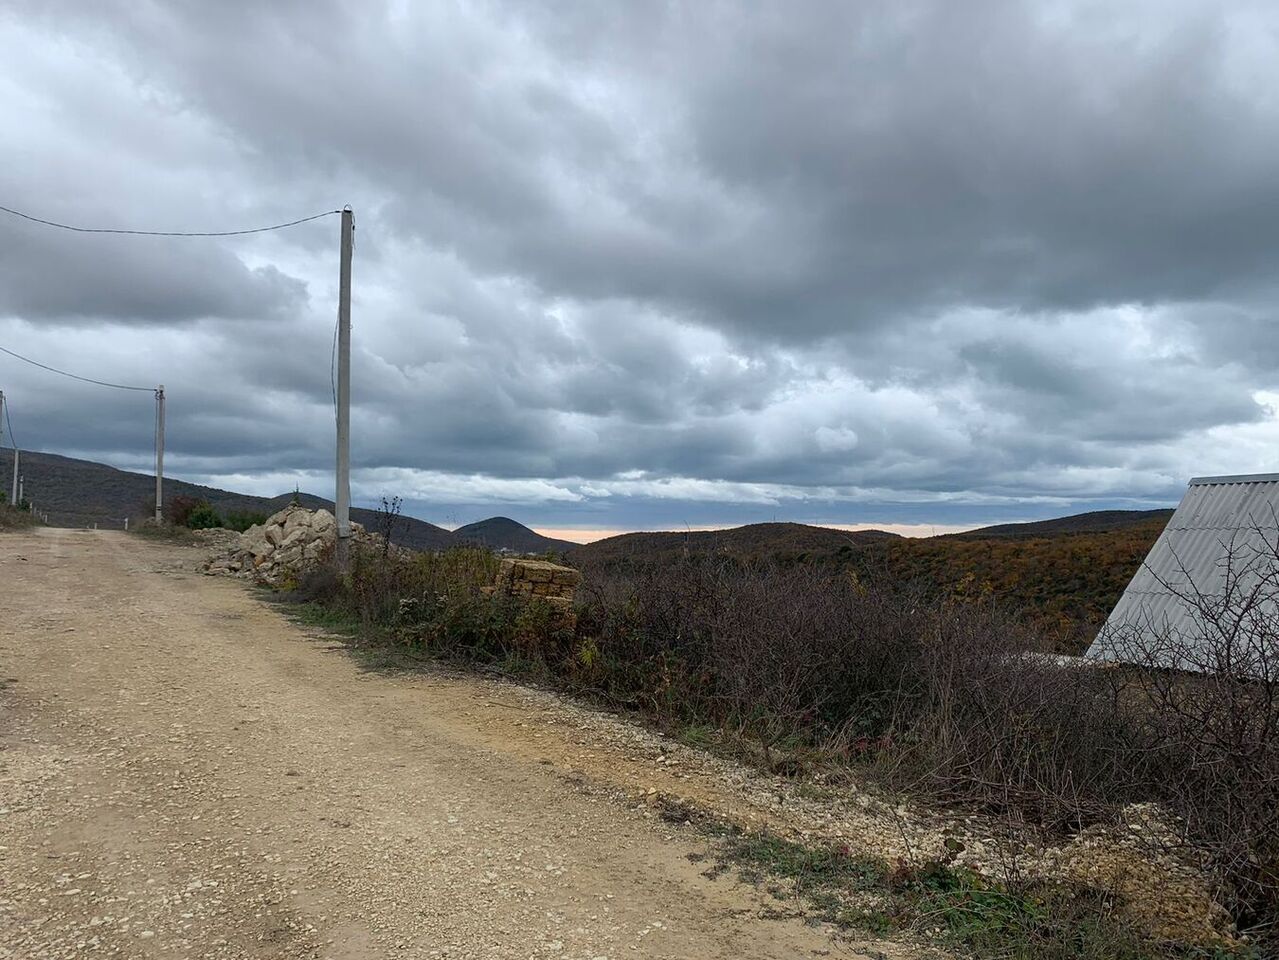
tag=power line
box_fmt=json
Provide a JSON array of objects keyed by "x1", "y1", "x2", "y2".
[
  {"x1": 0, "y1": 345, "x2": 153, "y2": 392},
  {"x1": 0, "y1": 204, "x2": 340, "y2": 237},
  {"x1": 330, "y1": 312, "x2": 340, "y2": 421}
]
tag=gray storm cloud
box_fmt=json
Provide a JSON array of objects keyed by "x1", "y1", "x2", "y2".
[{"x1": 2, "y1": 1, "x2": 1278, "y2": 530}]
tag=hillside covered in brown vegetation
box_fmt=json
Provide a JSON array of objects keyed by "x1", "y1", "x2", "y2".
[
  {"x1": 573, "y1": 511, "x2": 1173, "y2": 652},
  {"x1": 853, "y1": 515, "x2": 1171, "y2": 651},
  {"x1": 568, "y1": 521, "x2": 901, "y2": 564}
]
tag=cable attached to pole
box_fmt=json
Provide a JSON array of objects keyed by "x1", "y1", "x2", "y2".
[
  {"x1": 0, "y1": 345, "x2": 153, "y2": 391},
  {"x1": 0, "y1": 204, "x2": 341, "y2": 237}
]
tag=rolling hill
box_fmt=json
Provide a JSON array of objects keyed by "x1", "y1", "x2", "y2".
[
  {"x1": 568, "y1": 512, "x2": 1175, "y2": 653},
  {"x1": 0, "y1": 449, "x2": 542, "y2": 554},
  {"x1": 453, "y1": 517, "x2": 576, "y2": 554},
  {"x1": 955, "y1": 509, "x2": 1175, "y2": 539},
  {"x1": 569, "y1": 522, "x2": 901, "y2": 564}
]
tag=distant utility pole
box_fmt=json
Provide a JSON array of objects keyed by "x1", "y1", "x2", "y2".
[
  {"x1": 335, "y1": 207, "x2": 353, "y2": 572},
  {"x1": 0, "y1": 391, "x2": 18, "y2": 507},
  {"x1": 154, "y1": 385, "x2": 165, "y2": 523}
]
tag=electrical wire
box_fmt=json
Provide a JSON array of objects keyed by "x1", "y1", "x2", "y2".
[
  {"x1": 0, "y1": 204, "x2": 341, "y2": 237},
  {"x1": 0, "y1": 345, "x2": 153, "y2": 392},
  {"x1": 330, "y1": 312, "x2": 339, "y2": 420}
]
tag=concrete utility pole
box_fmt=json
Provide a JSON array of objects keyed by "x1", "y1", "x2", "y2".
[
  {"x1": 154, "y1": 385, "x2": 165, "y2": 523},
  {"x1": 0, "y1": 390, "x2": 17, "y2": 507},
  {"x1": 335, "y1": 208, "x2": 353, "y2": 572}
]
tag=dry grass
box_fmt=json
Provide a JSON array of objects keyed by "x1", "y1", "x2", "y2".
[{"x1": 0, "y1": 503, "x2": 40, "y2": 531}]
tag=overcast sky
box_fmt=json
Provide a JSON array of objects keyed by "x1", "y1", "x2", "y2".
[{"x1": 3, "y1": 1, "x2": 1279, "y2": 540}]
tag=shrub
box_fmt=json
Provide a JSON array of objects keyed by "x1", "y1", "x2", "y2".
[
  {"x1": 1095, "y1": 532, "x2": 1279, "y2": 931},
  {"x1": 223, "y1": 510, "x2": 268, "y2": 532},
  {"x1": 373, "y1": 495, "x2": 407, "y2": 555},
  {"x1": 294, "y1": 543, "x2": 1278, "y2": 944},
  {"x1": 0, "y1": 502, "x2": 40, "y2": 530},
  {"x1": 184, "y1": 502, "x2": 224, "y2": 530},
  {"x1": 576, "y1": 554, "x2": 1278, "y2": 939},
  {"x1": 164, "y1": 495, "x2": 203, "y2": 527}
]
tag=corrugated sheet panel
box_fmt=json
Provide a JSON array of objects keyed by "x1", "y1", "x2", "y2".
[{"x1": 1087, "y1": 474, "x2": 1279, "y2": 676}]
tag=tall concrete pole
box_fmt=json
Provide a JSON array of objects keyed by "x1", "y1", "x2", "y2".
[
  {"x1": 0, "y1": 390, "x2": 15, "y2": 507},
  {"x1": 335, "y1": 208, "x2": 353, "y2": 572},
  {"x1": 154, "y1": 385, "x2": 165, "y2": 523}
]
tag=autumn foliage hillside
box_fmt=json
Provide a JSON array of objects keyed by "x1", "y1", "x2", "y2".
[
  {"x1": 573, "y1": 511, "x2": 1173, "y2": 653},
  {"x1": 851, "y1": 516, "x2": 1171, "y2": 652}
]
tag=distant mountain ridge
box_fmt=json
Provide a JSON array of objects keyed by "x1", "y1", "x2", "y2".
[
  {"x1": 453, "y1": 516, "x2": 576, "y2": 554},
  {"x1": 569, "y1": 521, "x2": 901, "y2": 564},
  {"x1": 0, "y1": 449, "x2": 549, "y2": 554},
  {"x1": 569, "y1": 511, "x2": 1175, "y2": 564},
  {"x1": 954, "y1": 509, "x2": 1175, "y2": 539}
]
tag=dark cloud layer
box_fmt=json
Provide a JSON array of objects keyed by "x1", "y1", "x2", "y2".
[
  {"x1": 1, "y1": 223, "x2": 306, "y2": 323},
  {"x1": 2, "y1": 1, "x2": 1278, "y2": 533}
]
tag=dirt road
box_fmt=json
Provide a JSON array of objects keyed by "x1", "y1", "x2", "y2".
[{"x1": 0, "y1": 528, "x2": 907, "y2": 960}]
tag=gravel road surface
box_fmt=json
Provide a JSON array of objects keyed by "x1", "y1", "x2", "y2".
[{"x1": 0, "y1": 528, "x2": 913, "y2": 960}]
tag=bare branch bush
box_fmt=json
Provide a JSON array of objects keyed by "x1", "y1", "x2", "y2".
[
  {"x1": 299, "y1": 537, "x2": 1279, "y2": 939},
  {"x1": 576, "y1": 551, "x2": 1279, "y2": 939},
  {"x1": 1100, "y1": 525, "x2": 1279, "y2": 932},
  {"x1": 373, "y1": 495, "x2": 406, "y2": 559}
]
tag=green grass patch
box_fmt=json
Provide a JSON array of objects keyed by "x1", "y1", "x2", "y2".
[
  {"x1": 723, "y1": 831, "x2": 885, "y2": 891},
  {"x1": 280, "y1": 599, "x2": 364, "y2": 638},
  {"x1": 675, "y1": 723, "x2": 717, "y2": 750},
  {"x1": 129, "y1": 522, "x2": 200, "y2": 544},
  {"x1": 710, "y1": 830, "x2": 1253, "y2": 960}
]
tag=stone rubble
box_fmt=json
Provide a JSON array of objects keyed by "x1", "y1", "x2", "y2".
[{"x1": 200, "y1": 505, "x2": 374, "y2": 586}]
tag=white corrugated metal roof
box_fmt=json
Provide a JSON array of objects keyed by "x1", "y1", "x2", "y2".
[{"x1": 1087, "y1": 473, "x2": 1279, "y2": 676}]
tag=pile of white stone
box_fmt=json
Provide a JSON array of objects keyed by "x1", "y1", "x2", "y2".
[{"x1": 201, "y1": 504, "x2": 372, "y2": 586}]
